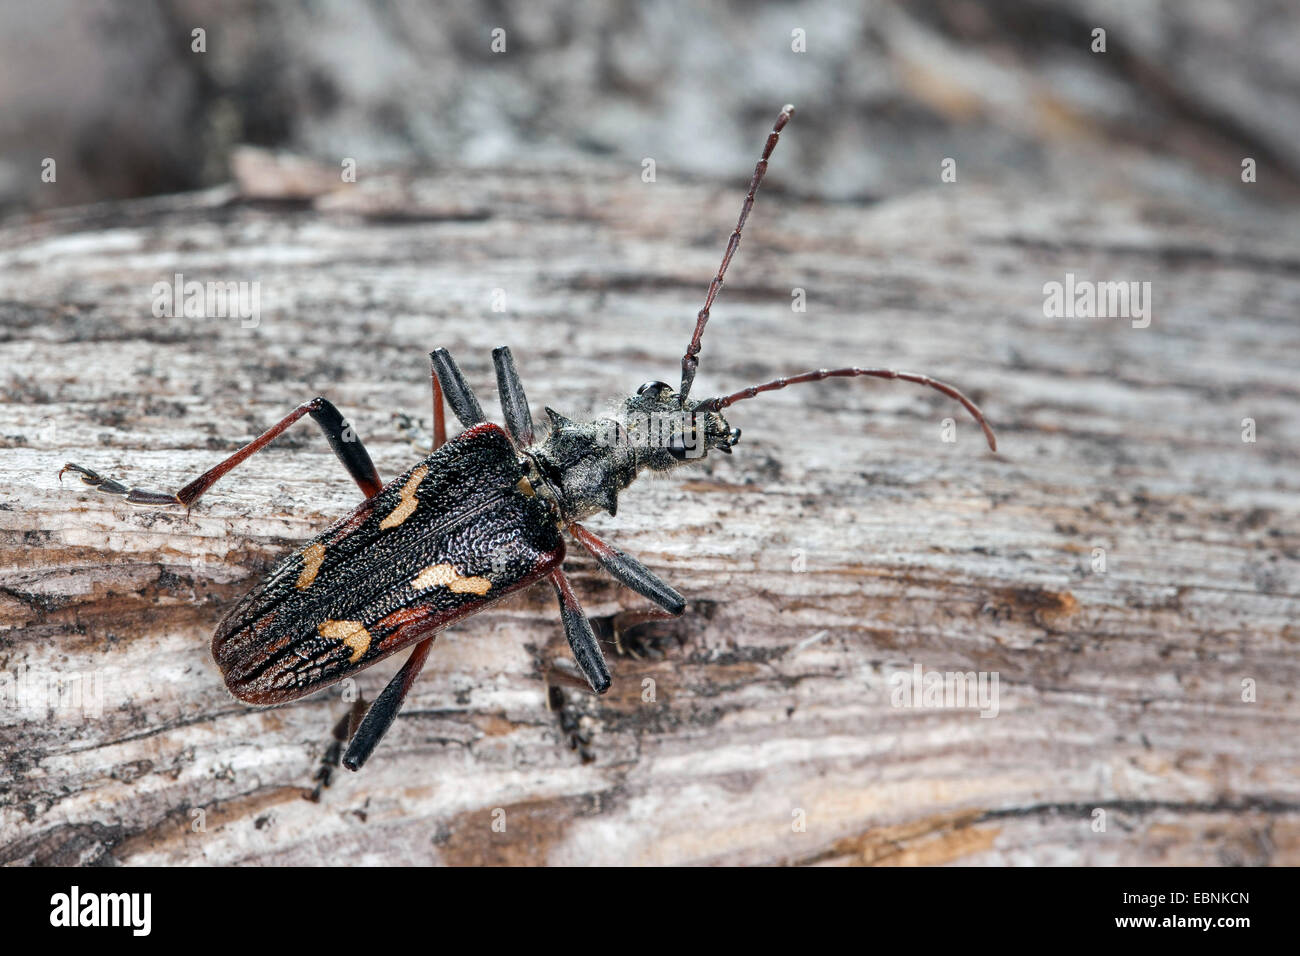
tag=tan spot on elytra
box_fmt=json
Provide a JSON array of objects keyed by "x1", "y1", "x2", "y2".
[
  {"x1": 516, "y1": 477, "x2": 535, "y2": 497},
  {"x1": 380, "y1": 465, "x2": 428, "y2": 529},
  {"x1": 411, "y1": 563, "x2": 458, "y2": 589},
  {"x1": 450, "y1": 575, "x2": 491, "y2": 595},
  {"x1": 318, "y1": 619, "x2": 371, "y2": 662},
  {"x1": 411, "y1": 562, "x2": 492, "y2": 596},
  {"x1": 296, "y1": 541, "x2": 326, "y2": 589}
]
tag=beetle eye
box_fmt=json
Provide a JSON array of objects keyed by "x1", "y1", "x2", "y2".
[
  {"x1": 666, "y1": 422, "x2": 702, "y2": 461},
  {"x1": 637, "y1": 381, "x2": 672, "y2": 397}
]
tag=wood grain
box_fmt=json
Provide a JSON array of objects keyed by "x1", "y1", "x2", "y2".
[{"x1": 1, "y1": 156, "x2": 1297, "y2": 865}]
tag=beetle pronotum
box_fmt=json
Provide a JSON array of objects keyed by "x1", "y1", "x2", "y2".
[{"x1": 61, "y1": 104, "x2": 996, "y2": 779}]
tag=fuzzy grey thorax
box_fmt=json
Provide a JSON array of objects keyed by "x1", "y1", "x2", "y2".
[{"x1": 520, "y1": 381, "x2": 740, "y2": 524}]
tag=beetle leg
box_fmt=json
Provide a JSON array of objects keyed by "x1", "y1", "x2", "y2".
[
  {"x1": 491, "y1": 346, "x2": 535, "y2": 446},
  {"x1": 60, "y1": 396, "x2": 383, "y2": 509},
  {"x1": 429, "y1": 349, "x2": 486, "y2": 430},
  {"x1": 55, "y1": 464, "x2": 184, "y2": 506},
  {"x1": 568, "y1": 523, "x2": 686, "y2": 616},
  {"x1": 341, "y1": 635, "x2": 436, "y2": 771},
  {"x1": 306, "y1": 695, "x2": 367, "y2": 801},
  {"x1": 431, "y1": 361, "x2": 447, "y2": 450},
  {"x1": 549, "y1": 568, "x2": 611, "y2": 694}
]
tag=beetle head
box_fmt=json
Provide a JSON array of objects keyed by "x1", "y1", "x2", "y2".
[{"x1": 622, "y1": 380, "x2": 740, "y2": 468}]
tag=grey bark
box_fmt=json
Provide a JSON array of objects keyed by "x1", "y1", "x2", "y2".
[{"x1": 1, "y1": 153, "x2": 1298, "y2": 865}]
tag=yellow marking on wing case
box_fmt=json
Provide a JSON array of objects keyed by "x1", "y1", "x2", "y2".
[
  {"x1": 319, "y1": 619, "x2": 372, "y2": 662},
  {"x1": 296, "y1": 541, "x2": 326, "y2": 589},
  {"x1": 412, "y1": 562, "x2": 492, "y2": 596},
  {"x1": 379, "y1": 465, "x2": 428, "y2": 530},
  {"x1": 516, "y1": 477, "x2": 535, "y2": 497},
  {"x1": 450, "y1": 575, "x2": 491, "y2": 595},
  {"x1": 412, "y1": 563, "x2": 458, "y2": 589}
]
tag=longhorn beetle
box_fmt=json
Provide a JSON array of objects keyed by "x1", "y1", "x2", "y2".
[{"x1": 60, "y1": 104, "x2": 996, "y2": 777}]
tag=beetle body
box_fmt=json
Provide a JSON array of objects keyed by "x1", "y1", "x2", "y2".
[
  {"x1": 61, "y1": 104, "x2": 997, "y2": 775},
  {"x1": 213, "y1": 422, "x2": 563, "y2": 705}
]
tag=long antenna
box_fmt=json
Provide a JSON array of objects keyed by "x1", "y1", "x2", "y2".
[
  {"x1": 679, "y1": 104, "x2": 795, "y2": 401},
  {"x1": 699, "y1": 366, "x2": 998, "y2": 451}
]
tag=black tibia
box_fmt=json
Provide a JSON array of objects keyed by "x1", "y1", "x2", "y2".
[
  {"x1": 59, "y1": 396, "x2": 383, "y2": 508},
  {"x1": 550, "y1": 568, "x2": 611, "y2": 694},
  {"x1": 492, "y1": 346, "x2": 535, "y2": 446},
  {"x1": 307, "y1": 399, "x2": 383, "y2": 496},
  {"x1": 342, "y1": 635, "x2": 435, "y2": 772},
  {"x1": 569, "y1": 522, "x2": 685, "y2": 616},
  {"x1": 430, "y1": 348, "x2": 486, "y2": 429}
]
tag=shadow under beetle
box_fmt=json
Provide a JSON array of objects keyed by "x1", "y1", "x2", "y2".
[{"x1": 60, "y1": 104, "x2": 997, "y2": 776}]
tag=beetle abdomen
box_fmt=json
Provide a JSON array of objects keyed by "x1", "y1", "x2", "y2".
[{"x1": 212, "y1": 423, "x2": 563, "y2": 705}]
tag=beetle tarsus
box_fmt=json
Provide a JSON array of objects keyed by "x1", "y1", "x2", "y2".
[
  {"x1": 59, "y1": 462, "x2": 181, "y2": 506},
  {"x1": 306, "y1": 697, "x2": 367, "y2": 801}
]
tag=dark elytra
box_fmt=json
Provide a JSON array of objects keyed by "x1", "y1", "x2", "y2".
[{"x1": 211, "y1": 423, "x2": 563, "y2": 706}]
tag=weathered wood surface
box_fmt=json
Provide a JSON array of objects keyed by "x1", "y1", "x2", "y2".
[{"x1": 1, "y1": 158, "x2": 1298, "y2": 866}]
